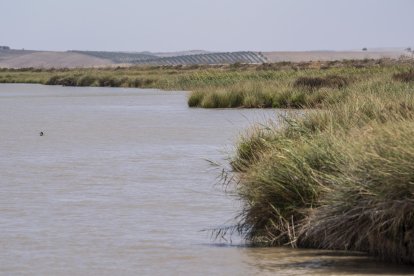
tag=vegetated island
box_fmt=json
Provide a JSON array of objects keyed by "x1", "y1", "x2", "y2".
[{"x1": 1, "y1": 56, "x2": 414, "y2": 265}]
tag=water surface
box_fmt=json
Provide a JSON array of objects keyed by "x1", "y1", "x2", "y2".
[{"x1": 0, "y1": 84, "x2": 412, "y2": 275}]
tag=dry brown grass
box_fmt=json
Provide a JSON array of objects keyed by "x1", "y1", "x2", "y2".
[{"x1": 393, "y1": 70, "x2": 414, "y2": 83}]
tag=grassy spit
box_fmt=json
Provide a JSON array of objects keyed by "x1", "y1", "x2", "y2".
[
  {"x1": 0, "y1": 59, "x2": 411, "y2": 109},
  {"x1": 1, "y1": 59, "x2": 414, "y2": 264},
  {"x1": 222, "y1": 63, "x2": 414, "y2": 264}
]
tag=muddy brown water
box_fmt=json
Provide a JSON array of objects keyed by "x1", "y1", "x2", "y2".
[{"x1": 0, "y1": 84, "x2": 413, "y2": 275}]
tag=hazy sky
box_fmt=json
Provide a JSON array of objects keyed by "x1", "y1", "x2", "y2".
[{"x1": 1, "y1": 0, "x2": 413, "y2": 52}]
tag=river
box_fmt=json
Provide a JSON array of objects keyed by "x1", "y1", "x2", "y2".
[{"x1": 0, "y1": 84, "x2": 412, "y2": 275}]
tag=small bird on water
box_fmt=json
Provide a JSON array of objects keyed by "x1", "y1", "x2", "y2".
[{"x1": 39, "y1": 131, "x2": 44, "y2": 136}]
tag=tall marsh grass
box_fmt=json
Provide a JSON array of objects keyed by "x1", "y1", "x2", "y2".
[
  {"x1": 220, "y1": 71, "x2": 414, "y2": 264},
  {"x1": 300, "y1": 121, "x2": 414, "y2": 264}
]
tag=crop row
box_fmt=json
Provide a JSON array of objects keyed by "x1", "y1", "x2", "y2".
[{"x1": 132, "y1": 52, "x2": 268, "y2": 65}]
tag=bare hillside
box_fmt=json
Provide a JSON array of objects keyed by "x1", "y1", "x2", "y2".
[
  {"x1": 0, "y1": 51, "x2": 113, "y2": 68},
  {"x1": 0, "y1": 49, "x2": 37, "y2": 62},
  {"x1": 0, "y1": 48, "x2": 411, "y2": 69}
]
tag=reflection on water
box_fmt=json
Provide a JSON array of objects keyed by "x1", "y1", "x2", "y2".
[
  {"x1": 0, "y1": 84, "x2": 412, "y2": 275},
  {"x1": 241, "y1": 247, "x2": 414, "y2": 275}
]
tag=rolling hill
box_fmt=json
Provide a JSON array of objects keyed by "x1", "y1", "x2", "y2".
[{"x1": 0, "y1": 47, "x2": 411, "y2": 68}]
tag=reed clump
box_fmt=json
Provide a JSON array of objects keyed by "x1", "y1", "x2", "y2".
[
  {"x1": 188, "y1": 84, "x2": 346, "y2": 109},
  {"x1": 300, "y1": 121, "x2": 414, "y2": 264},
  {"x1": 43, "y1": 74, "x2": 157, "y2": 88},
  {"x1": 221, "y1": 73, "x2": 414, "y2": 264},
  {"x1": 187, "y1": 82, "x2": 275, "y2": 108}
]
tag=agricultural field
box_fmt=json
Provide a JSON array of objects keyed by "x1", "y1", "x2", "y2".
[
  {"x1": 71, "y1": 50, "x2": 267, "y2": 65},
  {"x1": 70, "y1": 50, "x2": 157, "y2": 63},
  {"x1": 131, "y1": 51, "x2": 267, "y2": 65}
]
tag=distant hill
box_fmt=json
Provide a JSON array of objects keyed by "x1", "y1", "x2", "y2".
[
  {"x1": 73, "y1": 50, "x2": 266, "y2": 65},
  {"x1": 69, "y1": 50, "x2": 157, "y2": 63},
  {"x1": 0, "y1": 49, "x2": 38, "y2": 63},
  {"x1": 0, "y1": 47, "x2": 411, "y2": 69},
  {"x1": 0, "y1": 49, "x2": 267, "y2": 68},
  {"x1": 0, "y1": 49, "x2": 113, "y2": 68}
]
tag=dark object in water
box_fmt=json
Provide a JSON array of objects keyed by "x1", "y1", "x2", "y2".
[{"x1": 39, "y1": 131, "x2": 44, "y2": 136}]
